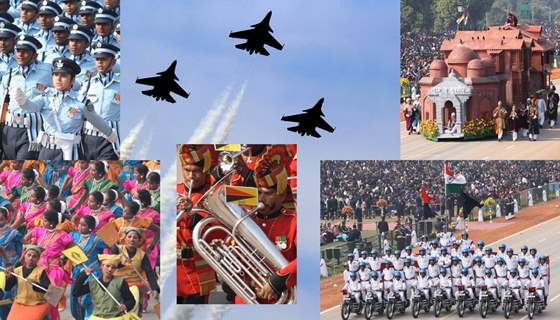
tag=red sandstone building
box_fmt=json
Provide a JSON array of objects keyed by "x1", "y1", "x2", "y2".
[{"x1": 418, "y1": 24, "x2": 555, "y2": 137}]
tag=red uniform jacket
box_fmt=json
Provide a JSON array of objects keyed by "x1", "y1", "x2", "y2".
[
  {"x1": 176, "y1": 180, "x2": 216, "y2": 297},
  {"x1": 235, "y1": 208, "x2": 297, "y2": 303}
]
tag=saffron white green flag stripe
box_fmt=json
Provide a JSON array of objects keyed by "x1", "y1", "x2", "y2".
[{"x1": 444, "y1": 163, "x2": 466, "y2": 193}]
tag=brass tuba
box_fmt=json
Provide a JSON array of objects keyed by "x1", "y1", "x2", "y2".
[{"x1": 191, "y1": 174, "x2": 296, "y2": 304}]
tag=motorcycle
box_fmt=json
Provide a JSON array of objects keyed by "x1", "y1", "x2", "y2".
[
  {"x1": 433, "y1": 286, "x2": 454, "y2": 317},
  {"x1": 478, "y1": 285, "x2": 499, "y2": 318},
  {"x1": 503, "y1": 287, "x2": 523, "y2": 319},
  {"x1": 385, "y1": 289, "x2": 408, "y2": 319},
  {"x1": 341, "y1": 290, "x2": 362, "y2": 320},
  {"x1": 364, "y1": 290, "x2": 384, "y2": 320},
  {"x1": 456, "y1": 284, "x2": 478, "y2": 318},
  {"x1": 526, "y1": 287, "x2": 544, "y2": 319},
  {"x1": 411, "y1": 287, "x2": 431, "y2": 318}
]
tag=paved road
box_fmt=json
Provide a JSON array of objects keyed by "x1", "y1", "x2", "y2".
[
  {"x1": 400, "y1": 122, "x2": 560, "y2": 160},
  {"x1": 320, "y1": 215, "x2": 560, "y2": 320}
]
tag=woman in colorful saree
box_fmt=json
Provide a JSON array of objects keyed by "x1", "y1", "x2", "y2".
[
  {"x1": 3, "y1": 245, "x2": 51, "y2": 320},
  {"x1": 25, "y1": 210, "x2": 74, "y2": 319},
  {"x1": 136, "y1": 190, "x2": 160, "y2": 269},
  {"x1": 123, "y1": 164, "x2": 150, "y2": 201},
  {"x1": 74, "y1": 192, "x2": 115, "y2": 231},
  {"x1": 113, "y1": 201, "x2": 159, "y2": 246},
  {"x1": 62, "y1": 160, "x2": 91, "y2": 212},
  {"x1": 69, "y1": 215, "x2": 108, "y2": 320},
  {"x1": 103, "y1": 188, "x2": 123, "y2": 219},
  {"x1": 0, "y1": 207, "x2": 23, "y2": 318},
  {"x1": 12, "y1": 186, "x2": 48, "y2": 231},
  {"x1": 85, "y1": 161, "x2": 118, "y2": 195}
]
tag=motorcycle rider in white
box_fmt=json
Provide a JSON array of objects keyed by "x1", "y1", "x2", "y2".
[
  {"x1": 393, "y1": 249, "x2": 404, "y2": 271},
  {"x1": 482, "y1": 247, "x2": 496, "y2": 270},
  {"x1": 403, "y1": 258, "x2": 417, "y2": 300},
  {"x1": 527, "y1": 248, "x2": 539, "y2": 269},
  {"x1": 518, "y1": 258, "x2": 530, "y2": 299},
  {"x1": 504, "y1": 248, "x2": 518, "y2": 270},
  {"x1": 369, "y1": 271, "x2": 384, "y2": 303},
  {"x1": 344, "y1": 272, "x2": 363, "y2": 303},
  {"x1": 451, "y1": 257, "x2": 462, "y2": 297},
  {"x1": 428, "y1": 257, "x2": 440, "y2": 287},
  {"x1": 415, "y1": 268, "x2": 432, "y2": 300},
  {"x1": 438, "y1": 247, "x2": 452, "y2": 268},
  {"x1": 383, "y1": 260, "x2": 395, "y2": 291},
  {"x1": 358, "y1": 262, "x2": 371, "y2": 299},
  {"x1": 460, "y1": 248, "x2": 473, "y2": 269},
  {"x1": 392, "y1": 271, "x2": 408, "y2": 302},
  {"x1": 482, "y1": 268, "x2": 499, "y2": 301},
  {"x1": 439, "y1": 267, "x2": 454, "y2": 299},
  {"x1": 429, "y1": 240, "x2": 440, "y2": 258},
  {"x1": 538, "y1": 256, "x2": 549, "y2": 305},
  {"x1": 529, "y1": 268, "x2": 546, "y2": 307},
  {"x1": 416, "y1": 247, "x2": 430, "y2": 269},
  {"x1": 494, "y1": 257, "x2": 508, "y2": 298},
  {"x1": 473, "y1": 257, "x2": 486, "y2": 297},
  {"x1": 506, "y1": 268, "x2": 524, "y2": 304},
  {"x1": 367, "y1": 249, "x2": 382, "y2": 273},
  {"x1": 519, "y1": 245, "x2": 529, "y2": 259},
  {"x1": 496, "y1": 243, "x2": 507, "y2": 261},
  {"x1": 460, "y1": 267, "x2": 476, "y2": 299},
  {"x1": 474, "y1": 240, "x2": 486, "y2": 257},
  {"x1": 460, "y1": 232, "x2": 474, "y2": 252}
]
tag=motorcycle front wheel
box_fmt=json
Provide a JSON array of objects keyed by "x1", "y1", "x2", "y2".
[{"x1": 341, "y1": 302, "x2": 351, "y2": 320}]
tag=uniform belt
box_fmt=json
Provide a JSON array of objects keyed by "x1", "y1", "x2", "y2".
[
  {"x1": 177, "y1": 247, "x2": 194, "y2": 260},
  {"x1": 39, "y1": 132, "x2": 81, "y2": 150},
  {"x1": 83, "y1": 121, "x2": 107, "y2": 137},
  {"x1": 4, "y1": 113, "x2": 29, "y2": 128}
]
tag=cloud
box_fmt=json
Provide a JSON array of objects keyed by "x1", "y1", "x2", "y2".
[{"x1": 135, "y1": 130, "x2": 153, "y2": 160}]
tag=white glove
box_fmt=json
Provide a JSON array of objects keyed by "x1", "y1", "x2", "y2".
[
  {"x1": 11, "y1": 87, "x2": 27, "y2": 106},
  {"x1": 106, "y1": 129, "x2": 118, "y2": 144}
]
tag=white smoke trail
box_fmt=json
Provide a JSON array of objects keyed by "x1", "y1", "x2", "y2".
[
  {"x1": 188, "y1": 86, "x2": 232, "y2": 144},
  {"x1": 212, "y1": 82, "x2": 246, "y2": 143},
  {"x1": 209, "y1": 305, "x2": 231, "y2": 319},
  {"x1": 159, "y1": 158, "x2": 177, "y2": 284},
  {"x1": 119, "y1": 118, "x2": 145, "y2": 160},
  {"x1": 135, "y1": 131, "x2": 153, "y2": 160}
]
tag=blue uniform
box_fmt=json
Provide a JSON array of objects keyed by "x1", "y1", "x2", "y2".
[
  {"x1": 35, "y1": 29, "x2": 56, "y2": 53},
  {"x1": 0, "y1": 52, "x2": 17, "y2": 78},
  {"x1": 92, "y1": 34, "x2": 119, "y2": 48},
  {"x1": 63, "y1": 12, "x2": 80, "y2": 24},
  {"x1": 41, "y1": 44, "x2": 71, "y2": 64},
  {"x1": 71, "y1": 51, "x2": 96, "y2": 88},
  {"x1": 0, "y1": 62, "x2": 51, "y2": 159},
  {"x1": 79, "y1": 71, "x2": 120, "y2": 159},
  {"x1": 20, "y1": 88, "x2": 113, "y2": 159},
  {"x1": 14, "y1": 18, "x2": 40, "y2": 35}
]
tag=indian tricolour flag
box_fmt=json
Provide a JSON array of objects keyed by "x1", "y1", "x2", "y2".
[{"x1": 444, "y1": 163, "x2": 466, "y2": 194}]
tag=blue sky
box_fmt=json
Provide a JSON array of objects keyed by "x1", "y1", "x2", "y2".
[{"x1": 122, "y1": 0, "x2": 399, "y2": 318}]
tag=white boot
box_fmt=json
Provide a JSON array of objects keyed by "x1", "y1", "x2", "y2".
[
  {"x1": 534, "y1": 134, "x2": 538, "y2": 141},
  {"x1": 529, "y1": 133, "x2": 533, "y2": 140},
  {"x1": 522, "y1": 129, "x2": 528, "y2": 137},
  {"x1": 551, "y1": 120, "x2": 556, "y2": 128},
  {"x1": 513, "y1": 131, "x2": 518, "y2": 141}
]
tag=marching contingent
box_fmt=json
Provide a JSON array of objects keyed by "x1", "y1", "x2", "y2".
[{"x1": 341, "y1": 232, "x2": 550, "y2": 319}]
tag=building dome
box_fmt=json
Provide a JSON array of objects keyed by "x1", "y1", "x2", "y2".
[
  {"x1": 467, "y1": 59, "x2": 486, "y2": 78},
  {"x1": 429, "y1": 59, "x2": 448, "y2": 78},
  {"x1": 481, "y1": 58, "x2": 496, "y2": 75},
  {"x1": 447, "y1": 45, "x2": 479, "y2": 64}
]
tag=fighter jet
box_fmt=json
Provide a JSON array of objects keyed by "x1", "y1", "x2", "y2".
[
  {"x1": 135, "y1": 60, "x2": 189, "y2": 103},
  {"x1": 229, "y1": 11, "x2": 283, "y2": 56},
  {"x1": 281, "y1": 98, "x2": 335, "y2": 138}
]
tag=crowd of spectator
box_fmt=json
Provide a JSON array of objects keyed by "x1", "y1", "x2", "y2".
[{"x1": 321, "y1": 160, "x2": 560, "y2": 222}]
